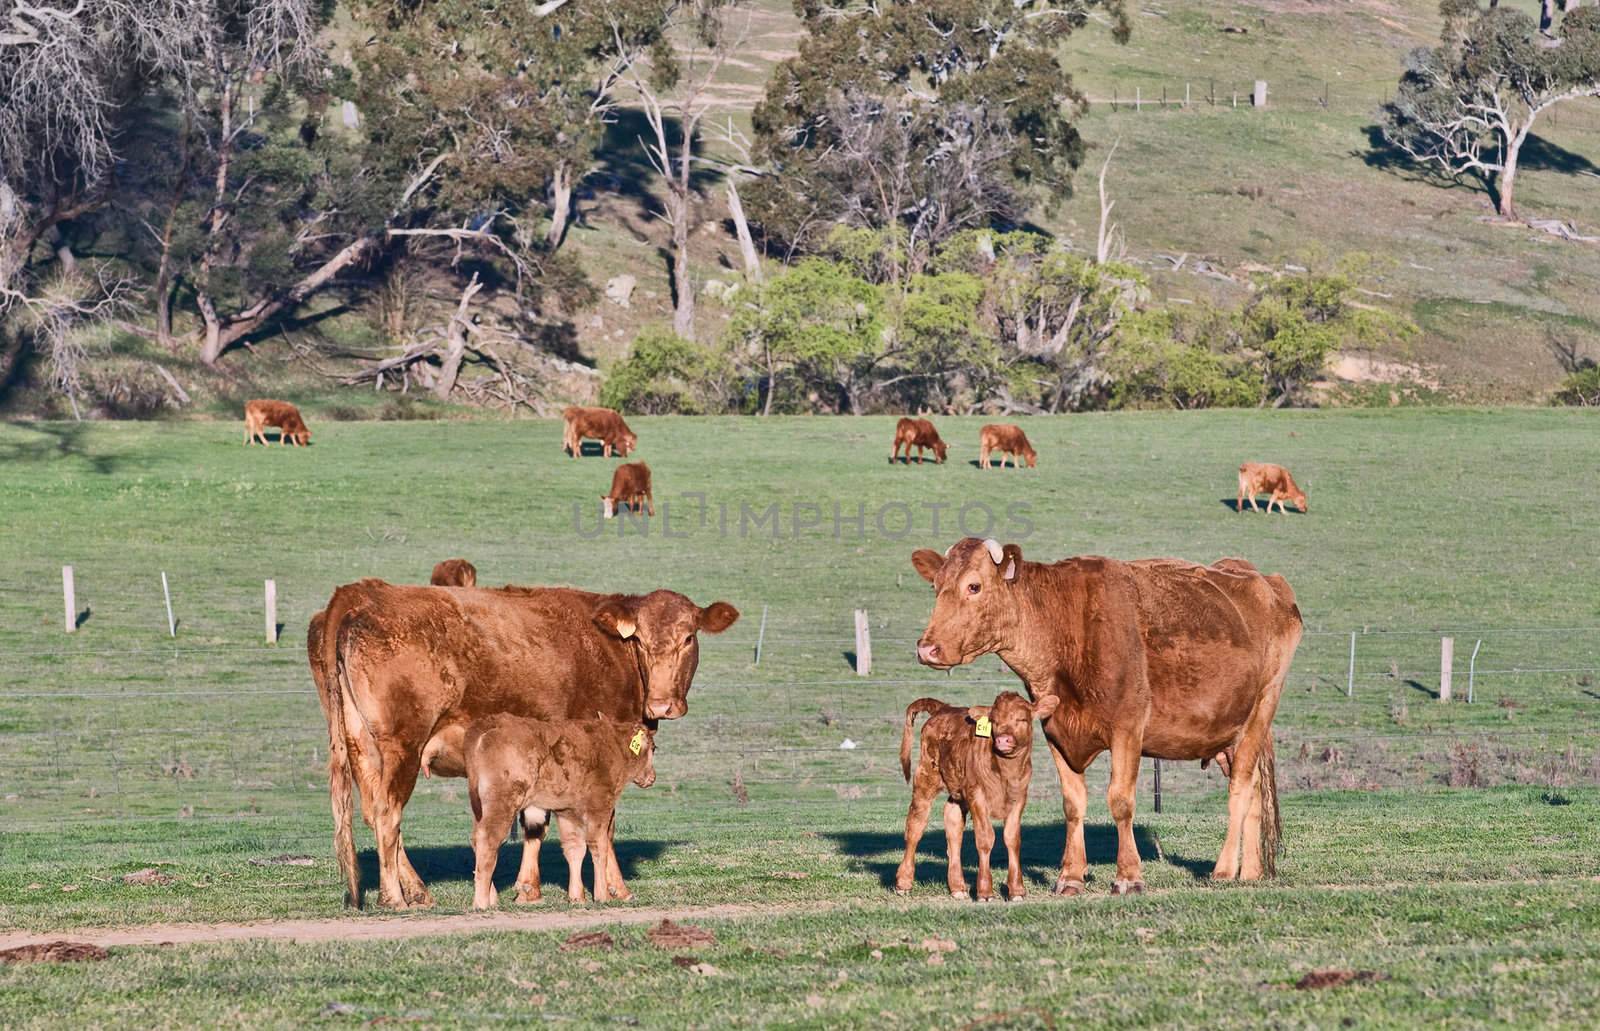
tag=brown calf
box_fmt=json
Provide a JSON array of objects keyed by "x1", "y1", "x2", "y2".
[
  {"x1": 912, "y1": 539, "x2": 1302, "y2": 895},
  {"x1": 978, "y1": 424, "x2": 1037, "y2": 469},
  {"x1": 465, "y1": 714, "x2": 655, "y2": 908},
  {"x1": 891, "y1": 417, "x2": 948, "y2": 465},
  {"x1": 430, "y1": 559, "x2": 478, "y2": 588},
  {"x1": 896, "y1": 691, "x2": 1059, "y2": 901},
  {"x1": 603, "y1": 462, "x2": 654, "y2": 519},
  {"x1": 243, "y1": 399, "x2": 311, "y2": 446},
  {"x1": 1237, "y1": 462, "x2": 1307, "y2": 514},
  {"x1": 563, "y1": 406, "x2": 637, "y2": 459}
]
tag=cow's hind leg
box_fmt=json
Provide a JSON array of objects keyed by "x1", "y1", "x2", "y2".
[
  {"x1": 1107, "y1": 733, "x2": 1146, "y2": 895},
  {"x1": 1215, "y1": 690, "x2": 1285, "y2": 881},
  {"x1": 1048, "y1": 745, "x2": 1090, "y2": 895},
  {"x1": 514, "y1": 807, "x2": 549, "y2": 903},
  {"x1": 943, "y1": 800, "x2": 969, "y2": 899},
  {"x1": 894, "y1": 767, "x2": 939, "y2": 895},
  {"x1": 470, "y1": 803, "x2": 510, "y2": 909}
]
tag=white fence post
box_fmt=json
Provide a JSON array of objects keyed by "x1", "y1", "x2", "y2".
[
  {"x1": 1347, "y1": 631, "x2": 1356, "y2": 698},
  {"x1": 1253, "y1": 80, "x2": 1268, "y2": 108},
  {"x1": 754, "y1": 604, "x2": 768, "y2": 666},
  {"x1": 63, "y1": 565, "x2": 76, "y2": 633},
  {"x1": 854, "y1": 609, "x2": 872, "y2": 677},
  {"x1": 161, "y1": 572, "x2": 176, "y2": 637},
  {"x1": 1468, "y1": 639, "x2": 1482, "y2": 704},
  {"x1": 1439, "y1": 636, "x2": 1454, "y2": 702},
  {"x1": 265, "y1": 579, "x2": 278, "y2": 644}
]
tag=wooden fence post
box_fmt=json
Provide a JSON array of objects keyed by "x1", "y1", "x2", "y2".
[
  {"x1": 854, "y1": 609, "x2": 872, "y2": 677},
  {"x1": 62, "y1": 565, "x2": 76, "y2": 633},
  {"x1": 1439, "y1": 636, "x2": 1454, "y2": 702},
  {"x1": 161, "y1": 572, "x2": 176, "y2": 638},
  {"x1": 1185, "y1": 82, "x2": 1191, "y2": 107},
  {"x1": 1253, "y1": 80, "x2": 1267, "y2": 108},
  {"x1": 1135, "y1": 86, "x2": 1142, "y2": 112},
  {"x1": 265, "y1": 579, "x2": 278, "y2": 644}
]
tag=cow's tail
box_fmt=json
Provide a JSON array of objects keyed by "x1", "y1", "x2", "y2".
[
  {"x1": 320, "y1": 584, "x2": 365, "y2": 908},
  {"x1": 900, "y1": 698, "x2": 944, "y2": 782},
  {"x1": 1256, "y1": 735, "x2": 1282, "y2": 878}
]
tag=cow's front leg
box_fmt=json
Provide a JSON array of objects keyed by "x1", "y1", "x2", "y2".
[
  {"x1": 1107, "y1": 736, "x2": 1145, "y2": 895},
  {"x1": 970, "y1": 795, "x2": 997, "y2": 902},
  {"x1": 1048, "y1": 746, "x2": 1089, "y2": 895},
  {"x1": 1002, "y1": 799, "x2": 1026, "y2": 901},
  {"x1": 601, "y1": 813, "x2": 632, "y2": 901}
]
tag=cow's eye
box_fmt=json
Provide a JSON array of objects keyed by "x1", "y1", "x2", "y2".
[
  {"x1": 684, "y1": 633, "x2": 694, "y2": 645},
  {"x1": 967, "y1": 582, "x2": 981, "y2": 595}
]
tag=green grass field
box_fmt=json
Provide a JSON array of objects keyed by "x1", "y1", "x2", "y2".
[{"x1": 1, "y1": 410, "x2": 1598, "y2": 1025}]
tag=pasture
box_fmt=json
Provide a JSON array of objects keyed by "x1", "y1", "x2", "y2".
[{"x1": 1, "y1": 410, "x2": 1598, "y2": 1026}]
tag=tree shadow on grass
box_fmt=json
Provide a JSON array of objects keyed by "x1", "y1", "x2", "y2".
[
  {"x1": 358, "y1": 837, "x2": 676, "y2": 896},
  {"x1": 1359, "y1": 124, "x2": 1600, "y2": 209},
  {"x1": 0, "y1": 422, "x2": 120, "y2": 474},
  {"x1": 824, "y1": 821, "x2": 1170, "y2": 893}
]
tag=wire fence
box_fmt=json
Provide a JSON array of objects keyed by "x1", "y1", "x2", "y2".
[{"x1": 2, "y1": 569, "x2": 1598, "y2": 837}]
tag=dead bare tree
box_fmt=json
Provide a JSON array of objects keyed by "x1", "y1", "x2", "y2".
[
  {"x1": 1095, "y1": 139, "x2": 1123, "y2": 265},
  {"x1": 706, "y1": 117, "x2": 765, "y2": 281}
]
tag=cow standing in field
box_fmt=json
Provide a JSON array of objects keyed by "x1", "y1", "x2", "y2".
[
  {"x1": 243, "y1": 399, "x2": 311, "y2": 446},
  {"x1": 978, "y1": 424, "x2": 1037, "y2": 470},
  {"x1": 891, "y1": 417, "x2": 948, "y2": 465},
  {"x1": 563, "y1": 405, "x2": 637, "y2": 458},
  {"x1": 911, "y1": 538, "x2": 1301, "y2": 894},
  {"x1": 430, "y1": 558, "x2": 477, "y2": 587},
  {"x1": 603, "y1": 462, "x2": 654, "y2": 518},
  {"x1": 1237, "y1": 462, "x2": 1307, "y2": 514},
  {"x1": 308, "y1": 581, "x2": 737, "y2": 908},
  {"x1": 896, "y1": 691, "x2": 1059, "y2": 901},
  {"x1": 464, "y1": 715, "x2": 655, "y2": 908}
]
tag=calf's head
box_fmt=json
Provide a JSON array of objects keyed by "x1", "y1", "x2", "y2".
[
  {"x1": 624, "y1": 723, "x2": 657, "y2": 788},
  {"x1": 592, "y1": 590, "x2": 739, "y2": 720},
  {"x1": 911, "y1": 537, "x2": 1026, "y2": 669},
  {"x1": 1022, "y1": 445, "x2": 1037, "y2": 469},
  {"x1": 971, "y1": 691, "x2": 1060, "y2": 759},
  {"x1": 933, "y1": 439, "x2": 948, "y2": 464}
]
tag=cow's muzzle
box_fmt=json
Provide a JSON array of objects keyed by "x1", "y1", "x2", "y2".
[
  {"x1": 994, "y1": 734, "x2": 1018, "y2": 756},
  {"x1": 646, "y1": 699, "x2": 685, "y2": 720},
  {"x1": 916, "y1": 640, "x2": 953, "y2": 669}
]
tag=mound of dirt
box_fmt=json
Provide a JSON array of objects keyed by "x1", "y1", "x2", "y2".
[
  {"x1": 561, "y1": 931, "x2": 614, "y2": 951},
  {"x1": 0, "y1": 941, "x2": 110, "y2": 964},
  {"x1": 1294, "y1": 969, "x2": 1388, "y2": 990},
  {"x1": 647, "y1": 920, "x2": 716, "y2": 950}
]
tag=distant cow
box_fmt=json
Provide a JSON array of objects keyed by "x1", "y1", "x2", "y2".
[
  {"x1": 896, "y1": 691, "x2": 1059, "y2": 901},
  {"x1": 244, "y1": 399, "x2": 310, "y2": 446},
  {"x1": 430, "y1": 559, "x2": 477, "y2": 588},
  {"x1": 1237, "y1": 463, "x2": 1307, "y2": 514},
  {"x1": 563, "y1": 406, "x2": 637, "y2": 459},
  {"x1": 464, "y1": 715, "x2": 655, "y2": 907},
  {"x1": 912, "y1": 539, "x2": 1302, "y2": 894},
  {"x1": 891, "y1": 417, "x2": 947, "y2": 465},
  {"x1": 978, "y1": 424, "x2": 1037, "y2": 469},
  {"x1": 603, "y1": 462, "x2": 654, "y2": 519}
]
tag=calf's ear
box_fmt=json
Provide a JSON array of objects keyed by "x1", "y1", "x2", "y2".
[
  {"x1": 1033, "y1": 694, "x2": 1061, "y2": 720},
  {"x1": 697, "y1": 601, "x2": 740, "y2": 634},
  {"x1": 910, "y1": 549, "x2": 944, "y2": 583},
  {"x1": 1000, "y1": 543, "x2": 1024, "y2": 582},
  {"x1": 965, "y1": 707, "x2": 985, "y2": 723},
  {"x1": 592, "y1": 597, "x2": 638, "y2": 640}
]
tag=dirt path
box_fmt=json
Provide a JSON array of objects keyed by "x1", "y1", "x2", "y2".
[{"x1": 0, "y1": 901, "x2": 839, "y2": 952}]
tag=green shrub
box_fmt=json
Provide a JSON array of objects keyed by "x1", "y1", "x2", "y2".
[
  {"x1": 1552, "y1": 365, "x2": 1600, "y2": 407},
  {"x1": 600, "y1": 327, "x2": 732, "y2": 415}
]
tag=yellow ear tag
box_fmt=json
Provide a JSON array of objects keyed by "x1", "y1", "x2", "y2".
[
  {"x1": 974, "y1": 716, "x2": 992, "y2": 739},
  {"x1": 629, "y1": 729, "x2": 646, "y2": 756}
]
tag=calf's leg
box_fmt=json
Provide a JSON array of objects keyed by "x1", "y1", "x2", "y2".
[
  {"x1": 942, "y1": 800, "x2": 969, "y2": 899},
  {"x1": 1002, "y1": 798, "x2": 1027, "y2": 901},
  {"x1": 470, "y1": 801, "x2": 511, "y2": 909},
  {"x1": 600, "y1": 813, "x2": 632, "y2": 901},
  {"x1": 1107, "y1": 734, "x2": 1145, "y2": 895},
  {"x1": 514, "y1": 807, "x2": 549, "y2": 903},
  {"x1": 558, "y1": 818, "x2": 589, "y2": 903},
  {"x1": 970, "y1": 794, "x2": 997, "y2": 902},
  {"x1": 894, "y1": 767, "x2": 939, "y2": 895}
]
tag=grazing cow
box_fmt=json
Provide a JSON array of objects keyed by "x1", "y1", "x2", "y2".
[
  {"x1": 895, "y1": 691, "x2": 1060, "y2": 901},
  {"x1": 603, "y1": 462, "x2": 654, "y2": 519},
  {"x1": 243, "y1": 399, "x2": 311, "y2": 446},
  {"x1": 430, "y1": 558, "x2": 478, "y2": 588},
  {"x1": 911, "y1": 539, "x2": 1301, "y2": 895},
  {"x1": 310, "y1": 580, "x2": 737, "y2": 908},
  {"x1": 562, "y1": 405, "x2": 637, "y2": 458},
  {"x1": 465, "y1": 715, "x2": 655, "y2": 908},
  {"x1": 1237, "y1": 462, "x2": 1307, "y2": 514},
  {"x1": 891, "y1": 417, "x2": 948, "y2": 465},
  {"x1": 978, "y1": 424, "x2": 1037, "y2": 470}
]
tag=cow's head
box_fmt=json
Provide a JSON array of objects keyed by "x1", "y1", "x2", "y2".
[
  {"x1": 592, "y1": 590, "x2": 739, "y2": 720},
  {"x1": 970, "y1": 691, "x2": 1059, "y2": 759},
  {"x1": 1291, "y1": 490, "x2": 1308, "y2": 514},
  {"x1": 933, "y1": 439, "x2": 948, "y2": 464},
  {"x1": 602, "y1": 495, "x2": 617, "y2": 519},
  {"x1": 291, "y1": 423, "x2": 311, "y2": 446},
  {"x1": 618, "y1": 431, "x2": 638, "y2": 456},
  {"x1": 911, "y1": 538, "x2": 1026, "y2": 669},
  {"x1": 1022, "y1": 445, "x2": 1037, "y2": 469}
]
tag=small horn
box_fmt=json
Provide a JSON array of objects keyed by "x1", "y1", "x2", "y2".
[
  {"x1": 944, "y1": 543, "x2": 956, "y2": 557},
  {"x1": 983, "y1": 538, "x2": 1004, "y2": 565}
]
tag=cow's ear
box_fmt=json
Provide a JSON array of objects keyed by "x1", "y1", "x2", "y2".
[
  {"x1": 592, "y1": 598, "x2": 638, "y2": 640},
  {"x1": 911, "y1": 549, "x2": 944, "y2": 583},
  {"x1": 698, "y1": 601, "x2": 740, "y2": 634},
  {"x1": 1033, "y1": 694, "x2": 1060, "y2": 721},
  {"x1": 1000, "y1": 543, "x2": 1023, "y2": 583}
]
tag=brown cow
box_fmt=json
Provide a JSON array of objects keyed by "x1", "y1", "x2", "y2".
[
  {"x1": 311, "y1": 581, "x2": 737, "y2": 908},
  {"x1": 243, "y1": 399, "x2": 311, "y2": 446},
  {"x1": 895, "y1": 691, "x2": 1060, "y2": 901},
  {"x1": 911, "y1": 538, "x2": 1301, "y2": 895},
  {"x1": 1238, "y1": 462, "x2": 1307, "y2": 514},
  {"x1": 603, "y1": 462, "x2": 654, "y2": 519},
  {"x1": 562, "y1": 405, "x2": 637, "y2": 459},
  {"x1": 430, "y1": 558, "x2": 478, "y2": 587},
  {"x1": 978, "y1": 424, "x2": 1037, "y2": 470},
  {"x1": 890, "y1": 417, "x2": 948, "y2": 465},
  {"x1": 465, "y1": 715, "x2": 655, "y2": 908}
]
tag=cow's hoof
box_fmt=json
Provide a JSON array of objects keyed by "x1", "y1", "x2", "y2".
[
  {"x1": 893, "y1": 886, "x2": 912, "y2": 897},
  {"x1": 1007, "y1": 890, "x2": 1027, "y2": 903},
  {"x1": 1110, "y1": 879, "x2": 1145, "y2": 896},
  {"x1": 513, "y1": 889, "x2": 542, "y2": 905},
  {"x1": 1051, "y1": 878, "x2": 1087, "y2": 897},
  {"x1": 949, "y1": 890, "x2": 969, "y2": 901},
  {"x1": 609, "y1": 888, "x2": 633, "y2": 903}
]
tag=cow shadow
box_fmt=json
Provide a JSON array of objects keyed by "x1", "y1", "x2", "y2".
[
  {"x1": 358, "y1": 837, "x2": 676, "y2": 895},
  {"x1": 824, "y1": 822, "x2": 1164, "y2": 891},
  {"x1": 1220, "y1": 498, "x2": 1304, "y2": 514},
  {"x1": 1404, "y1": 678, "x2": 1438, "y2": 700}
]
